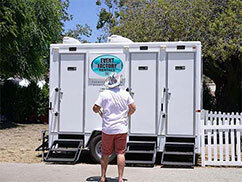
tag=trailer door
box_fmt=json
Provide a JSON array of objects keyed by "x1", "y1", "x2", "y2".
[
  {"x1": 166, "y1": 52, "x2": 195, "y2": 136},
  {"x1": 130, "y1": 53, "x2": 157, "y2": 134},
  {"x1": 59, "y1": 54, "x2": 85, "y2": 133}
]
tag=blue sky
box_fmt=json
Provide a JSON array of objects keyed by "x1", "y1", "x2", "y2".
[{"x1": 64, "y1": 0, "x2": 101, "y2": 42}]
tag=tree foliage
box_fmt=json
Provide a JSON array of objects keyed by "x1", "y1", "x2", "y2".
[
  {"x1": 65, "y1": 24, "x2": 92, "y2": 43},
  {"x1": 0, "y1": 0, "x2": 72, "y2": 80},
  {"x1": 97, "y1": 0, "x2": 241, "y2": 112}
]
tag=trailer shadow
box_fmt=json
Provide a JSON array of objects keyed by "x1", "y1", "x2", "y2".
[{"x1": 86, "y1": 176, "x2": 128, "y2": 182}]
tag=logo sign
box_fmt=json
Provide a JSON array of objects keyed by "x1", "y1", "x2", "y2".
[{"x1": 91, "y1": 55, "x2": 123, "y2": 77}]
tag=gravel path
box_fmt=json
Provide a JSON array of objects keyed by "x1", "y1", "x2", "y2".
[{"x1": 0, "y1": 123, "x2": 48, "y2": 163}]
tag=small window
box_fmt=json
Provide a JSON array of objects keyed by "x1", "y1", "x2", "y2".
[
  {"x1": 138, "y1": 66, "x2": 148, "y2": 70},
  {"x1": 175, "y1": 66, "x2": 185, "y2": 70},
  {"x1": 177, "y1": 45, "x2": 185, "y2": 50},
  {"x1": 67, "y1": 67, "x2": 77, "y2": 71},
  {"x1": 140, "y1": 46, "x2": 148, "y2": 50},
  {"x1": 69, "y1": 47, "x2": 77, "y2": 51}
]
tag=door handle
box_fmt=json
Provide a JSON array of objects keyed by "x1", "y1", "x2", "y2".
[{"x1": 60, "y1": 91, "x2": 63, "y2": 100}]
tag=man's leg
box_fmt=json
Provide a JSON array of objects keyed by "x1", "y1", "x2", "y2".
[
  {"x1": 101, "y1": 155, "x2": 109, "y2": 182},
  {"x1": 101, "y1": 132, "x2": 114, "y2": 182},
  {"x1": 117, "y1": 154, "x2": 125, "y2": 182},
  {"x1": 114, "y1": 133, "x2": 127, "y2": 182}
]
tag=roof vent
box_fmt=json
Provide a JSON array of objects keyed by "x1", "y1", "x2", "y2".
[
  {"x1": 107, "y1": 35, "x2": 133, "y2": 43},
  {"x1": 63, "y1": 37, "x2": 81, "y2": 44}
]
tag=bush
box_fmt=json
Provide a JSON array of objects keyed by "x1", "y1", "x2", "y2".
[
  {"x1": 0, "y1": 80, "x2": 49, "y2": 123},
  {"x1": 203, "y1": 82, "x2": 216, "y2": 111}
]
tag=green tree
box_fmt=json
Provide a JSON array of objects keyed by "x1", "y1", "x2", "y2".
[
  {"x1": 0, "y1": 0, "x2": 67, "y2": 80},
  {"x1": 97, "y1": 0, "x2": 242, "y2": 112},
  {"x1": 64, "y1": 24, "x2": 92, "y2": 43}
]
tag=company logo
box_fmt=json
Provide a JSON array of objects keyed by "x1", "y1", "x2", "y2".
[{"x1": 91, "y1": 55, "x2": 123, "y2": 77}]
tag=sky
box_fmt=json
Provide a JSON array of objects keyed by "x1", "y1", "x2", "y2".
[{"x1": 64, "y1": 0, "x2": 102, "y2": 42}]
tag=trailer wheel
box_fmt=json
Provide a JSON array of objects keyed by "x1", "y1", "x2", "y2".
[{"x1": 89, "y1": 135, "x2": 116, "y2": 163}]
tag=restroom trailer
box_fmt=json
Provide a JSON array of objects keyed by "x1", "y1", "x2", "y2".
[{"x1": 45, "y1": 35, "x2": 202, "y2": 166}]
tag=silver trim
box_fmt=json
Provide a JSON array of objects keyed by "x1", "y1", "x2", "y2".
[
  {"x1": 58, "y1": 54, "x2": 61, "y2": 132},
  {"x1": 83, "y1": 53, "x2": 86, "y2": 133},
  {"x1": 165, "y1": 52, "x2": 168, "y2": 135},
  {"x1": 166, "y1": 51, "x2": 196, "y2": 53},
  {"x1": 193, "y1": 52, "x2": 196, "y2": 136},
  {"x1": 155, "y1": 52, "x2": 158, "y2": 135},
  {"x1": 129, "y1": 133, "x2": 157, "y2": 137},
  {"x1": 128, "y1": 52, "x2": 131, "y2": 134}
]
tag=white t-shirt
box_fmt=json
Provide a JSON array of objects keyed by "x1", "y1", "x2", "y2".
[{"x1": 95, "y1": 87, "x2": 134, "y2": 134}]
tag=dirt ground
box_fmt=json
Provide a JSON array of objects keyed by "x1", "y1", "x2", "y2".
[{"x1": 0, "y1": 122, "x2": 48, "y2": 163}]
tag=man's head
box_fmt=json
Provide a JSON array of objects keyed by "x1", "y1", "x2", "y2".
[{"x1": 104, "y1": 72, "x2": 120, "y2": 88}]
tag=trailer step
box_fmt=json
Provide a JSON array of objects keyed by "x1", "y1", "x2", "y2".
[
  {"x1": 44, "y1": 139, "x2": 83, "y2": 164},
  {"x1": 125, "y1": 141, "x2": 156, "y2": 165},
  {"x1": 50, "y1": 148, "x2": 79, "y2": 152},
  {"x1": 161, "y1": 137, "x2": 196, "y2": 167},
  {"x1": 162, "y1": 161, "x2": 193, "y2": 166},
  {"x1": 53, "y1": 139, "x2": 83, "y2": 144},
  {"x1": 127, "y1": 141, "x2": 156, "y2": 144},
  {"x1": 126, "y1": 150, "x2": 154, "y2": 154},
  {"x1": 164, "y1": 151, "x2": 194, "y2": 155},
  {"x1": 165, "y1": 142, "x2": 194, "y2": 146}
]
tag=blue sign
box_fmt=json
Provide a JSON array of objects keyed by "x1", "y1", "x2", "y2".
[{"x1": 91, "y1": 55, "x2": 123, "y2": 77}]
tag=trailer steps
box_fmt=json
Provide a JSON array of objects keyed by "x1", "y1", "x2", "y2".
[
  {"x1": 125, "y1": 141, "x2": 156, "y2": 165},
  {"x1": 44, "y1": 139, "x2": 83, "y2": 164},
  {"x1": 161, "y1": 137, "x2": 195, "y2": 167}
]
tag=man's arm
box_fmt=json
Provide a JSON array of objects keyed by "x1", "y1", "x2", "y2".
[{"x1": 128, "y1": 103, "x2": 136, "y2": 117}]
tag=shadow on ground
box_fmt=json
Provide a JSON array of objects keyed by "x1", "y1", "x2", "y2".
[
  {"x1": 0, "y1": 121, "x2": 19, "y2": 129},
  {"x1": 86, "y1": 176, "x2": 128, "y2": 182}
]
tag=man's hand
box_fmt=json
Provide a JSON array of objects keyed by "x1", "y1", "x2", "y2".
[
  {"x1": 93, "y1": 104, "x2": 101, "y2": 113},
  {"x1": 128, "y1": 103, "x2": 136, "y2": 117},
  {"x1": 93, "y1": 104, "x2": 103, "y2": 118}
]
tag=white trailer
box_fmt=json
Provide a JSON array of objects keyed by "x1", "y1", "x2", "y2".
[{"x1": 45, "y1": 35, "x2": 202, "y2": 166}]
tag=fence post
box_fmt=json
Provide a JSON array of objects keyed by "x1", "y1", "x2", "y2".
[
  {"x1": 230, "y1": 112, "x2": 235, "y2": 162},
  {"x1": 218, "y1": 111, "x2": 223, "y2": 162},
  {"x1": 225, "y1": 113, "x2": 229, "y2": 162},
  {"x1": 213, "y1": 112, "x2": 217, "y2": 161},
  {"x1": 201, "y1": 110, "x2": 206, "y2": 167},
  {"x1": 236, "y1": 113, "x2": 241, "y2": 163},
  {"x1": 207, "y1": 114, "x2": 212, "y2": 162}
]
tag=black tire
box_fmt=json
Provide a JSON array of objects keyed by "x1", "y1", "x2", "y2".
[{"x1": 89, "y1": 135, "x2": 116, "y2": 163}]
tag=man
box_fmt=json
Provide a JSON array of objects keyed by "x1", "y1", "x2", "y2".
[{"x1": 93, "y1": 72, "x2": 136, "y2": 182}]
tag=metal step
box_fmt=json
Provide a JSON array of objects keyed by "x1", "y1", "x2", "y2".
[
  {"x1": 161, "y1": 137, "x2": 196, "y2": 167},
  {"x1": 162, "y1": 161, "x2": 193, "y2": 166},
  {"x1": 126, "y1": 150, "x2": 154, "y2": 154},
  {"x1": 53, "y1": 139, "x2": 83, "y2": 144},
  {"x1": 125, "y1": 140, "x2": 157, "y2": 165},
  {"x1": 45, "y1": 139, "x2": 83, "y2": 164},
  {"x1": 50, "y1": 148, "x2": 79, "y2": 152},
  {"x1": 128, "y1": 141, "x2": 156, "y2": 144},
  {"x1": 165, "y1": 142, "x2": 194, "y2": 146},
  {"x1": 164, "y1": 151, "x2": 194, "y2": 155}
]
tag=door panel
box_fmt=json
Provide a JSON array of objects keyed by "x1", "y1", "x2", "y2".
[
  {"x1": 59, "y1": 54, "x2": 84, "y2": 132},
  {"x1": 167, "y1": 53, "x2": 194, "y2": 135},
  {"x1": 130, "y1": 53, "x2": 157, "y2": 134}
]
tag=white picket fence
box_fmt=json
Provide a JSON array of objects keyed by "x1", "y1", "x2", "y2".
[{"x1": 201, "y1": 110, "x2": 242, "y2": 166}]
